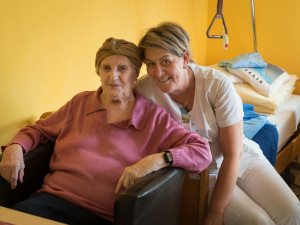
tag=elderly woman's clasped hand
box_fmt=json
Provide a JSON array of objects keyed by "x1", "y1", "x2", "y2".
[
  {"x1": 116, "y1": 152, "x2": 167, "y2": 193},
  {"x1": 0, "y1": 144, "x2": 24, "y2": 189}
]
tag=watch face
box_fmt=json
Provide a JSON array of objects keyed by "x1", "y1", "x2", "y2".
[{"x1": 164, "y1": 152, "x2": 173, "y2": 164}]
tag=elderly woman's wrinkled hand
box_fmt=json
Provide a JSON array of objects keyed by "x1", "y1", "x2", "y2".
[
  {"x1": 0, "y1": 144, "x2": 25, "y2": 189},
  {"x1": 115, "y1": 152, "x2": 168, "y2": 193}
]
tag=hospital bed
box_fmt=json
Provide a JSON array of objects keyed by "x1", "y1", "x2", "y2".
[
  {"x1": 268, "y1": 95, "x2": 300, "y2": 173},
  {"x1": 211, "y1": 63, "x2": 300, "y2": 174},
  {"x1": 233, "y1": 81, "x2": 300, "y2": 174},
  {"x1": 180, "y1": 64, "x2": 300, "y2": 225}
]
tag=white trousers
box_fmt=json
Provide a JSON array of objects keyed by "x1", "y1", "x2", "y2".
[{"x1": 209, "y1": 139, "x2": 300, "y2": 225}]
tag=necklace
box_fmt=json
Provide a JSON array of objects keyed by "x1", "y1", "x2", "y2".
[
  {"x1": 182, "y1": 74, "x2": 193, "y2": 108},
  {"x1": 182, "y1": 90, "x2": 190, "y2": 108}
]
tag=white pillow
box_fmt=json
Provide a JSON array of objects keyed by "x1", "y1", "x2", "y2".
[
  {"x1": 234, "y1": 75, "x2": 298, "y2": 114},
  {"x1": 229, "y1": 63, "x2": 291, "y2": 97},
  {"x1": 208, "y1": 64, "x2": 245, "y2": 84}
]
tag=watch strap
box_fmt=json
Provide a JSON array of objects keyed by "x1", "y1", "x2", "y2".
[{"x1": 163, "y1": 151, "x2": 173, "y2": 165}]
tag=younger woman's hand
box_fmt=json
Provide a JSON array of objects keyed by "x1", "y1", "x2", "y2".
[{"x1": 203, "y1": 210, "x2": 224, "y2": 225}]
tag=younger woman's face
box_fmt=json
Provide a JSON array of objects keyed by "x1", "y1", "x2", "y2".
[{"x1": 144, "y1": 47, "x2": 188, "y2": 95}]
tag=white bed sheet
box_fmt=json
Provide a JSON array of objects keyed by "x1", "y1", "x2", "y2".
[{"x1": 267, "y1": 95, "x2": 300, "y2": 152}]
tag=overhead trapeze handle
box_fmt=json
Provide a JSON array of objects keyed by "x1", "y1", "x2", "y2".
[{"x1": 206, "y1": 0, "x2": 228, "y2": 39}]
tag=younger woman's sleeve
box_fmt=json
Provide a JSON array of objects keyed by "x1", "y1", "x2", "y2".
[{"x1": 214, "y1": 76, "x2": 244, "y2": 128}]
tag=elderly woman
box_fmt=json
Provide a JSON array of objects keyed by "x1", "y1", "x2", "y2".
[
  {"x1": 135, "y1": 22, "x2": 300, "y2": 225},
  {"x1": 0, "y1": 37, "x2": 211, "y2": 225}
]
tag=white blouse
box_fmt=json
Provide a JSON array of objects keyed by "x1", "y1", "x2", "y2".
[{"x1": 135, "y1": 64, "x2": 244, "y2": 171}]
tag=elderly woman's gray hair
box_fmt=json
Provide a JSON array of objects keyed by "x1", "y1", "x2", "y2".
[
  {"x1": 95, "y1": 37, "x2": 142, "y2": 76},
  {"x1": 138, "y1": 22, "x2": 195, "y2": 63}
]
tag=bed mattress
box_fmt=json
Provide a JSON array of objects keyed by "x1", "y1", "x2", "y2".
[{"x1": 267, "y1": 95, "x2": 300, "y2": 151}]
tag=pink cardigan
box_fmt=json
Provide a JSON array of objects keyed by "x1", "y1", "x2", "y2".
[{"x1": 4, "y1": 87, "x2": 211, "y2": 222}]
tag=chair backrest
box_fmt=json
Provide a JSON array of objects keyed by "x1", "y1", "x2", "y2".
[{"x1": 179, "y1": 168, "x2": 209, "y2": 225}]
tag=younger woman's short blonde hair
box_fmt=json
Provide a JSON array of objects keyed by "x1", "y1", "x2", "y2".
[{"x1": 138, "y1": 22, "x2": 195, "y2": 63}]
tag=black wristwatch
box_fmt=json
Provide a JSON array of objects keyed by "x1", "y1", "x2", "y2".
[{"x1": 163, "y1": 151, "x2": 173, "y2": 165}]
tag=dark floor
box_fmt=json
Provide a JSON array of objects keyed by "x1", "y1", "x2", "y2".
[{"x1": 281, "y1": 162, "x2": 300, "y2": 201}]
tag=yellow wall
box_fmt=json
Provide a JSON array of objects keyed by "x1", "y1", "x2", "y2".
[
  {"x1": 206, "y1": 0, "x2": 300, "y2": 93},
  {"x1": 1, "y1": 0, "x2": 299, "y2": 147},
  {"x1": 0, "y1": 0, "x2": 208, "y2": 146}
]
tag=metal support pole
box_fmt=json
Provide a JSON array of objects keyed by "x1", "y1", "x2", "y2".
[{"x1": 250, "y1": 0, "x2": 258, "y2": 52}]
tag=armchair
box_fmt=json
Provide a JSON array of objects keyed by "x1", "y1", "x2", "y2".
[{"x1": 0, "y1": 142, "x2": 185, "y2": 225}]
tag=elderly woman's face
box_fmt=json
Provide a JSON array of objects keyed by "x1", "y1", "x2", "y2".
[{"x1": 98, "y1": 55, "x2": 137, "y2": 101}]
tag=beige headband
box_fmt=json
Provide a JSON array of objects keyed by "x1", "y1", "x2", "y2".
[{"x1": 95, "y1": 37, "x2": 142, "y2": 76}]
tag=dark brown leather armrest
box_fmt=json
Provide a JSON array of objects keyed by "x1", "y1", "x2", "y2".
[{"x1": 114, "y1": 167, "x2": 185, "y2": 225}]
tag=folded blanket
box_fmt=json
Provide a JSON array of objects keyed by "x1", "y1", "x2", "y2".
[
  {"x1": 243, "y1": 103, "x2": 279, "y2": 166},
  {"x1": 243, "y1": 104, "x2": 267, "y2": 139},
  {"x1": 244, "y1": 116, "x2": 267, "y2": 139},
  {"x1": 219, "y1": 52, "x2": 267, "y2": 70},
  {"x1": 252, "y1": 123, "x2": 279, "y2": 166}
]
